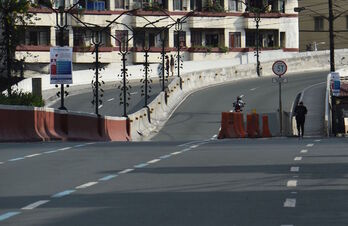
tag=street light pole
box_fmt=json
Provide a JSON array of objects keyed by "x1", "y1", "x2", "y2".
[
  {"x1": 254, "y1": 12, "x2": 261, "y2": 76},
  {"x1": 56, "y1": 5, "x2": 68, "y2": 110},
  {"x1": 175, "y1": 18, "x2": 183, "y2": 89},
  {"x1": 328, "y1": 0, "x2": 335, "y2": 72}
]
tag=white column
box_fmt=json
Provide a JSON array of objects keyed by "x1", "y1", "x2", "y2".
[
  {"x1": 223, "y1": 0, "x2": 228, "y2": 11},
  {"x1": 241, "y1": 30, "x2": 246, "y2": 48},
  {"x1": 168, "y1": 28, "x2": 174, "y2": 47},
  {"x1": 109, "y1": 0, "x2": 114, "y2": 10},
  {"x1": 50, "y1": 26, "x2": 56, "y2": 46},
  {"x1": 69, "y1": 28, "x2": 74, "y2": 47},
  {"x1": 224, "y1": 29, "x2": 229, "y2": 47},
  {"x1": 186, "y1": 29, "x2": 191, "y2": 47},
  {"x1": 168, "y1": 0, "x2": 173, "y2": 11}
]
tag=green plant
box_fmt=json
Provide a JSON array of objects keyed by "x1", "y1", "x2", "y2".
[
  {"x1": 218, "y1": 45, "x2": 229, "y2": 53},
  {"x1": 203, "y1": 0, "x2": 225, "y2": 13},
  {"x1": 143, "y1": 1, "x2": 162, "y2": 11},
  {"x1": 0, "y1": 90, "x2": 45, "y2": 107}
]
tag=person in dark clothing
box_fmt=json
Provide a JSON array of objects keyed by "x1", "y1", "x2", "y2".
[
  {"x1": 170, "y1": 55, "x2": 175, "y2": 76},
  {"x1": 294, "y1": 101, "x2": 308, "y2": 138},
  {"x1": 165, "y1": 55, "x2": 169, "y2": 76}
]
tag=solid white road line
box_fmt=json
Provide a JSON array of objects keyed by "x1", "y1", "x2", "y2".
[
  {"x1": 25, "y1": 153, "x2": 42, "y2": 158},
  {"x1": 171, "y1": 151, "x2": 182, "y2": 155},
  {"x1": 147, "y1": 159, "x2": 161, "y2": 164},
  {"x1": 76, "y1": 182, "x2": 98, "y2": 189},
  {"x1": 22, "y1": 200, "x2": 50, "y2": 210},
  {"x1": 290, "y1": 166, "x2": 300, "y2": 172},
  {"x1": 119, "y1": 169, "x2": 134, "y2": 174},
  {"x1": 306, "y1": 143, "x2": 314, "y2": 147},
  {"x1": 300, "y1": 149, "x2": 308, "y2": 153},
  {"x1": 190, "y1": 145, "x2": 199, "y2": 149},
  {"x1": 287, "y1": 180, "x2": 298, "y2": 187},
  {"x1": 284, "y1": 198, "x2": 296, "y2": 208},
  {"x1": 294, "y1": 157, "x2": 302, "y2": 161}
]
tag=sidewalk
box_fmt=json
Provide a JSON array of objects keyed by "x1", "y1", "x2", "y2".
[{"x1": 300, "y1": 82, "x2": 326, "y2": 137}]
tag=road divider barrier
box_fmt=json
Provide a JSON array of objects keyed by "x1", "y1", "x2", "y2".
[
  {"x1": 262, "y1": 115, "x2": 272, "y2": 137},
  {"x1": 247, "y1": 113, "x2": 261, "y2": 138},
  {"x1": 0, "y1": 105, "x2": 130, "y2": 142},
  {"x1": 218, "y1": 112, "x2": 273, "y2": 139},
  {"x1": 218, "y1": 112, "x2": 246, "y2": 139}
]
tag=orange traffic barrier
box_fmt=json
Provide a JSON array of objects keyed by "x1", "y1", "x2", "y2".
[
  {"x1": 104, "y1": 117, "x2": 131, "y2": 141},
  {"x1": 218, "y1": 112, "x2": 246, "y2": 139},
  {"x1": 0, "y1": 108, "x2": 42, "y2": 142},
  {"x1": 262, "y1": 115, "x2": 272, "y2": 137},
  {"x1": 247, "y1": 113, "x2": 261, "y2": 138}
]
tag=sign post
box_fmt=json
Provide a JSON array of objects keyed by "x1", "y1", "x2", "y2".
[{"x1": 272, "y1": 60, "x2": 287, "y2": 136}]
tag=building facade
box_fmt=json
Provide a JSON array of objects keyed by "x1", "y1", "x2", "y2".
[
  {"x1": 18, "y1": 0, "x2": 299, "y2": 65},
  {"x1": 298, "y1": 0, "x2": 348, "y2": 52}
]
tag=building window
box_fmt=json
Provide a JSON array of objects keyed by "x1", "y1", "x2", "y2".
[
  {"x1": 228, "y1": 0, "x2": 242, "y2": 12},
  {"x1": 229, "y1": 32, "x2": 241, "y2": 48},
  {"x1": 206, "y1": 33, "x2": 220, "y2": 47},
  {"x1": 56, "y1": 30, "x2": 69, "y2": 46},
  {"x1": 24, "y1": 28, "x2": 50, "y2": 46},
  {"x1": 190, "y1": 0, "x2": 202, "y2": 11},
  {"x1": 191, "y1": 31, "x2": 202, "y2": 46},
  {"x1": 173, "y1": 0, "x2": 183, "y2": 10},
  {"x1": 280, "y1": 32, "x2": 285, "y2": 48},
  {"x1": 85, "y1": 0, "x2": 107, "y2": 10},
  {"x1": 115, "y1": 30, "x2": 128, "y2": 47},
  {"x1": 174, "y1": 31, "x2": 186, "y2": 47},
  {"x1": 314, "y1": 17, "x2": 324, "y2": 31},
  {"x1": 115, "y1": 0, "x2": 123, "y2": 9}
]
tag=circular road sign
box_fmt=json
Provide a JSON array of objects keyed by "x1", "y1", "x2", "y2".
[{"x1": 272, "y1": 60, "x2": 287, "y2": 77}]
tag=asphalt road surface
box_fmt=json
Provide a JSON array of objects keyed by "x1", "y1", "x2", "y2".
[
  {"x1": 153, "y1": 70, "x2": 329, "y2": 141},
  {"x1": 49, "y1": 78, "x2": 169, "y2": 116},
  {"x1": 1, "y1": 138, "x2": 348, "y2": 225},
  {"x1": 1, "y1": 69, "x2": 342, "y2": 226}
]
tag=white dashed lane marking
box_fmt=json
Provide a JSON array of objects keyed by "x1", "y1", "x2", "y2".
[
  {"x1": 294, "y1": 157, "x2": 302, "y2": 161},
  {"x1": 25, "y1": 153, "x2": 42, "y2": 158},
  {"x1": 76, "y1": 182, "x2": 98, "y2": 189},
  {"x1": 287, "y1": 180, "x2": 298, "y2": 187},
  {"x1": 21, "y1": 200, "x2": 50, "y2": 210},
  {"x1": 107, "y1": 98, "x2": 114, "y2": 102},
  {"x1": 306, "y1": 143, "x2": 314, "y2": 147},
  {"x1": 134, "y1": 163, "x2": 149, "y2": 168},
  {"x1": 283, "y1": 198, "x2": 296, "y2": 208},
  {"x1": 119, "y1": 169, "x2": 134, "y2": 174},
  {"x1": 147, "y1": 159, "x2": 161, "y2": 164},
  {"x1": 300, "y1": 149, "x2": 308, "y2": 153},
  {"x1": 290, "y1": 166, "x2": 300, "y2": 172},
  {"x1": 58, "y1": 147, "x2": 72, "y2": 151},
  {"x1": 171, "y1": 151, "x2": 182, "y2": 155},
  {"x1": 9, "y1": 157, "x2": 25, "y2": 162}
]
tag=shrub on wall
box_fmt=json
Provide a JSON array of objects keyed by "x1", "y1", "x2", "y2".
[{"x1": 0, "y1": 90, "x2": 45, "y2": 107}]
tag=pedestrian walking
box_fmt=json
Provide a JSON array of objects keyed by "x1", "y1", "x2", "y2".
[
  {"x1": 170, "y1": 54, "x2": 175, "y2": 76},
  {"x1": 294, "y1": 101, "x2": 307, "y2": 138},
  {"x1": 165, "y1": 55, "x2": 169, "y2": 76}
]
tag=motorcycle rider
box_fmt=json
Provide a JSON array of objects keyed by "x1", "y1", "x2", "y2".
[{"x1": 233, "y1": 96, "x2": 245, "y2": 112}]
